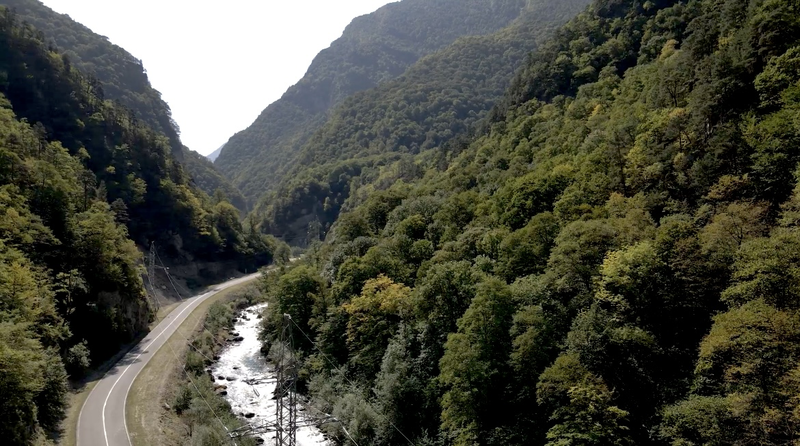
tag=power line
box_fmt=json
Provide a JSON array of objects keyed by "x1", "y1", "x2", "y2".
[
  {"x1": 154, "y1": 248, "x2": 195, "y2": 297},
  {"x1": 146, "y1": 242, "x2": 161, "y2": 314},
  {"x1": 288, "y1": 318, "x2": 415, "y2": 446},
  {"x1": 163, "y1": 335, "x2": 238, "y2": 446},
  {"x1": 151, "y1": 245, "x2": 236, "y2": 352},
  {"x1": 275, "y1": 315, "x2": 297, "y2": 446},
  {"x1": 298, "y1": 399, "x2": 360, "y2": 446},
  {"x1": 153, "y1": 247, "x2": 186, "y2": 302}
]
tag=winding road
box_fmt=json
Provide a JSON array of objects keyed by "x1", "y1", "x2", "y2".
[{"x1": 77, "y1": 273, "x2": 260, "y2": 446}]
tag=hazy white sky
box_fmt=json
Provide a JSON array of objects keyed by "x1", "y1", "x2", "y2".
[{"x1": 39, "y1": 0, "x2": 396, "y2": 155}]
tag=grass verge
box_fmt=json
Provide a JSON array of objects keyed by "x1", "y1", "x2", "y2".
[{"x1": 126, "y1": 280, "x2": 258, "y2": 446}]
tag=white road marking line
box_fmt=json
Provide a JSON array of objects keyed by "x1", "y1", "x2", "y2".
[
  {"x1": 121, "y1": 291, "x2": 214, "y2": 446},
  {"x1": 119, "y1": 274, "x2": 256, "y2": 446},
  {"x1": 102, "y1": 295, "x2": 206, "y2": 446}
]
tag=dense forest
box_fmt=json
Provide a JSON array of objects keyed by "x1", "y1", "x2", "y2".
[
  {"x1": 254, "y1": 0, "x2": 800, "y2": 444},
  {"x1": 0, "y1": 0, "x2": 249, "y2": 211},
  {"x1": 2, "y1": 0, "x2": 800, "y2": 443},
  {"x1": 0, "y1": 7, "x2": 280, "y2": 443},
  {"x1": 251, "y1": 0, "x2": 592, "y2": 245},
  {"x1": 214, "y1": 0, "x2": 536, "y2": 203}
]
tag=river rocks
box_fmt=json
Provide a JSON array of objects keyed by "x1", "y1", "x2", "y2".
[
  {"x1": 211, "y1": 302, "x2": 328, "y2": 444},
  {"x1": 218, "y1": 376, "x2": 226, "y2": 381}
]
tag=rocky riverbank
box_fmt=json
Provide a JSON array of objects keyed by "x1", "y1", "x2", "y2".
[{"x1": 211, "y1": 303, "x2": 328, "y2": 445}]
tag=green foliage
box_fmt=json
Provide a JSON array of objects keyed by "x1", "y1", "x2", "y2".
[
  {"x1": 0, "y1": 2, "x2": 261, "y2": 268},
  {"x1": 182, "y1": 147, "x2": 248, "y2": 213},
  {"x1": 1, "y1": 0, "x2": 182, "y2": 149},
  {"x1": 0, "y1": 9, "x2": 277, "y2": 443},
  {"x1": 242, "y1": 0, "x2": 800, "y2": 443},
  {"x1": 343, "y1": 275, "x2": 412, "y2": 379},
  {"x1": 440, "y1": 277, "x2": 515, "y2": 444}
]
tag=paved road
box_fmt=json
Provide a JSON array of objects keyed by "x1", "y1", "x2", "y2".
[{"x1": 77, "y1": 273, "x2": 260, "y2": 446}]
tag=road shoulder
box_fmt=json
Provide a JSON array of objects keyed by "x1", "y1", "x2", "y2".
[{"x1": 126, "y1": 280, "x2": 257, "y2": 445}]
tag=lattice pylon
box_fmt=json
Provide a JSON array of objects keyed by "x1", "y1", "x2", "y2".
[{"x1": 275, "y1": 314, "x2": 298, "y2": 446}]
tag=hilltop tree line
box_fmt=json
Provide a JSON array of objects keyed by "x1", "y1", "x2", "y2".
[
  {"x1": 215, "y1": 0, "x2": 535, "y2": 203},
  {"x1": 1, "y1": 0, "x2": 250, "y2": 212},
  {"x1": 257, "y1": 0, "x2": 800, "y2": 444}
]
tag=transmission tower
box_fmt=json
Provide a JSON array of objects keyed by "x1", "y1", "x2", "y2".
[{"x1": 275, "y1": 314, "x2": 298, "y2": 446}]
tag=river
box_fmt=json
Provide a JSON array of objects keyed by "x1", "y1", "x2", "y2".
[{"x1": 211, "y1": 303, "x2": 329, "y2": 445}]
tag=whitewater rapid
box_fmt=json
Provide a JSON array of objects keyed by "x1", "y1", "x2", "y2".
[{"x1": 210, "y1": 303, "x2": 328, "y2": 445}]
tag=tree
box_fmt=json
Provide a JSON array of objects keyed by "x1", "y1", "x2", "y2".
[
  {"x1": 440, "y1": 277, "x2": 515, "y2": 445},
  {"x1": 342, "y1": 275, "x2": 412, "y2": 379},
  {"x1": 537, "y1": 354, "x2": 632, "y2": 446}
]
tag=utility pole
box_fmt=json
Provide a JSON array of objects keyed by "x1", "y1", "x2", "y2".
[
  {"x1": 275, "y1": 314, "x2": 297, "y2": 446},
  {"x1": 147, "y1": 242, "x2": 160, "y2": 314}
]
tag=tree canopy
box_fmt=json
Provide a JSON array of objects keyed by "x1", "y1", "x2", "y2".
[{"x1": 255, "y1": 0, "x2": 800, "y2": 444}]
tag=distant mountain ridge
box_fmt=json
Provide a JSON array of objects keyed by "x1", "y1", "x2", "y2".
[
  {"x1": 249, "y1": 0, "x2": 591, "y2": 245},
  {"x1": 207, "y1": 144, "x2": 224, "y2": 162},
  {"x1": 214, "y1": 0, "x2": 530, "y2": 202}
]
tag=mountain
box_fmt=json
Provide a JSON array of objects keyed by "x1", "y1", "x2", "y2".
[
  {"x1": 0, "y1": 5, "x2": 291, "y2": 442},
  {"x1": 252, "y1": 0, "x2": 591, "y2": 245},
  {"x1": 256, "y1": 0, "x2": 800, "y2": 444},
  {"x1": 214, "y1": 0, "x2": 533, "y2": 202},
  {"x1": 206, "y1": 144, "x2": 224, "y2": 162},
  {"x1": 0, "y1": 0, "x2": 247, "y2": 207},
  {"x1": 0, "y1": 0, "x2": 282, "y2": 355}
]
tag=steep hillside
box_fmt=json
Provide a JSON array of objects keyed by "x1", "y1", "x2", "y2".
[
  {"x1": 0, "y1": 10, "x2": 146, "y2": 443},
  {"x1": 0, "y1": 6, "x2": 291, "y2": 442},
  {"x1": 256, "y1": 0, "x2": 800, "y2": 444},
  {"x1": 1, "y1": 0, "x2": 181, "y2": 154},
  {"x1": 0, "y1": 0, "x2": 247, "y2": 206},
  {"x1": 0, "y1": 13, "x2": 275, "y2": 266},
  {"x1": 253, "y1": 0, "x2": 591, "y2": 245},
  {"x1": 215, "y1": 0, "x2": 530, "y2": 202}
]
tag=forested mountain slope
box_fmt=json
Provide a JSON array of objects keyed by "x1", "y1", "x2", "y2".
[
  {"x1": 257, "y1": 0, "x2": 800, "y2": 444},
  {"x1": 215, "y1": 0, "x2": 531, "y2": 202},
  {"x1": 0, "y1": 0, "x2": 248, "y2": 209},
  {"x1": 0, "y1": 10, "x2": 143, "y2": 444},
  {"x1": 0, "y1": 9, "x2": 275, "y2": 267},
  {"x1": 252, "y1": 0, "x2": 591, "y2": 245}
]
